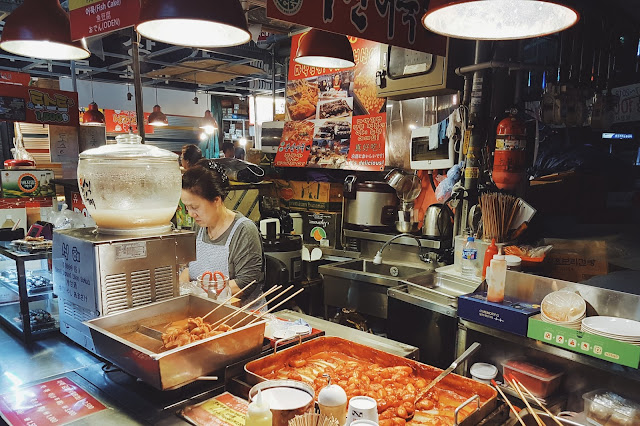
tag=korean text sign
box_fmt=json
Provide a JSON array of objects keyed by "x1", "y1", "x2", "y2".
[
  {"x1": 0, "y1": 83, "x2": 79, "y2": 127},
  {"x1": 267, "y1": 0, "x2": 446, "y2": 56},
  {"x1": 0, "y1": 377, "x2": 106, "y2": 426},
  {"x1": 69, "y1": 0, "x2": 141, "y2": 40}
]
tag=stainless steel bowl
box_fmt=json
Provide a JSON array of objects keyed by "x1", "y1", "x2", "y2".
[{"x1": 395, "y1": 220, "x2": 421, "y2": 233}]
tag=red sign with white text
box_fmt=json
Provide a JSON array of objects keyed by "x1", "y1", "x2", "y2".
[
  {"x1": 346, "y1": 113, "x2": 386, "y2": 170},
  {"x1": 0, "y1": 83, "x2": 79, "y2": 127},
  {"x1": 104, "y1": 109, "x2": 154, "y2": 134},
  {"x1": 78, "y1": 109, "x2": 154, "y2": 134},
  {"x1": 0, "y1": 71, "x2": 30, "y2": 86},
  {"x1": 0, "y1": 377, "x2": 107, "y2": 426},
  {"x1": 70, "y1": 0, "x2": 141, "y2": 40},
  {"x1": 275, "y1": 34, "x2": 385, "y2": 170},
  {"x1": 267, "y1": 0, "x2": 446, "y2": 56}
]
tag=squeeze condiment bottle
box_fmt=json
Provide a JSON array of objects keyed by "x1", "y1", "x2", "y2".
[
  {"x1": 487, "y1": 249, "x2": 507, "y2": 303},
  {"x1": 482, "y1": 238, "x2": 498, "y2": 280},
  {"x1": 317, "y1": 375, "x2": 348, "y2": 426},
  {"x1": 245, "y1": 389, "x2": 272, "y2": 426}
]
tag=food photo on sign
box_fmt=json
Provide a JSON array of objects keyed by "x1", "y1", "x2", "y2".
[{"x1": 275, "y1": 33, "x2": 386, "y2": 171}]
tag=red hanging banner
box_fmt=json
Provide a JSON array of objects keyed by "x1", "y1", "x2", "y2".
[
  {"x1": 275, "y1": 34, "x2": 386, "y2": 171},
  {"x1": 267, "y1": 0, "x2": 446, "y2": 56},
  {"x1": 69, "y1": 0, "x2": 141, "y2": 41}
]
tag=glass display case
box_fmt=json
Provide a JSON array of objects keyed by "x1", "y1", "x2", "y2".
[{"x1": 0, "y1": 243, "x2": 55, "y2": 343}]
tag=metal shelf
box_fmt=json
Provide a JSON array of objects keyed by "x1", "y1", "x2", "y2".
[
  {"x1": 458, "y1": 319, "x2": 640, "y2": 381},
  {"x1": 0, "y1": 280, "x2": 54, "y2": 302},
  {"x1": 344, "y1": 229, "x2": 452, "y2": 250},
  {"x1": 0, "y1": 303, "x2": 58, "y2": 337}
]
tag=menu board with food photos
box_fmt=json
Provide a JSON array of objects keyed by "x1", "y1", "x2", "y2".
[{"x1": 275, "y1": 34, "x2": 386, "y2": 171}]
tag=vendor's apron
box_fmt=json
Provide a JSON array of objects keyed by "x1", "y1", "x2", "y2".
[{"x1": 189, "y1": 217, "x2": 266, "y2": 311}]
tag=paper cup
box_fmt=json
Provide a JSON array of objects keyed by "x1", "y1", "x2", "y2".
[{"x1": 346, "y1": 396, "x2": 378, "y2": 425}]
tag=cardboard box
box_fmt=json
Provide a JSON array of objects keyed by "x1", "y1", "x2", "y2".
[
  {"x1": 543, "y1": 239, "x2": 608, "y2": 283},
  {"x1": 458, "y1": 292, "x2": 540, "y2": 336},
  {"x1": 528, "y1": 315, "x2": 640, "y2": 368},
  {"x1": 303, "y1": 211, "x2": 342, "y2": 248},
  {"x1": 1, "y1": 169, "x2": 55, "y2": 198},
  {"x1": 275, "y1": 180, "x2": 343, "y2": 211}
]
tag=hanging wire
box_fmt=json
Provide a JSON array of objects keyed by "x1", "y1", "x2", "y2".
[{"x1": 90, "y1": 75, "x2": 95, "y2": 101}]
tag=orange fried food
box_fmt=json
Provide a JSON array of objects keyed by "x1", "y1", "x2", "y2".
[
  {"x1": 260, "y1": 351, "x2": 484, "y2": 425},
  {"x1": 161, "y1": 316, "x2": 232, "y2": 350}
]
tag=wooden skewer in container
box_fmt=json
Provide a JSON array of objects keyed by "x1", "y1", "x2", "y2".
[{"x1": 479, "y1": 192, "x2": 521, "y2": 243}]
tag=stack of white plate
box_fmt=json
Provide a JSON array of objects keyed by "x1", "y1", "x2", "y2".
[
  {"x1": 541, "y1": 290, "x2": 587, "y2": 330},
  {"x1": 581, "y1": 316, "x2": 640, "y2": 346}
]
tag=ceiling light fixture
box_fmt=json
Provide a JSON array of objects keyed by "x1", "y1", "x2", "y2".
[
  {"x1": 148, "y1": 86, "x2": 168, "y2": 127},
  {"x1": 136, "y1": 0, "x2": 251, "y2": 48},
  {"x1": 0, "y1": 0, "x2": 90, "y2": 60},
  {"x1": 200, "y1": 93, "x2": 217, "y2": 135},
  {"x1": 200, "y1": 110, "x2": 217, "y2": 135},
  {"x1": 294, "y1": 29, "x2": 355, "y2": 69},
  {"x1": 422, "y1": 0, "x2": 579, "y2": 40},
  {"x1": 82, "y1": 77, "x2": 105, "y2": 126}
]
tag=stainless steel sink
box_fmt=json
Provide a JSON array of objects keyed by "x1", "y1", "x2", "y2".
[
  {"x1": 334, "y1": 259, "x2": 430, "y2": 279},
  {"x1": 319, "y1": 259, "x2": 433, "y2": 319}
]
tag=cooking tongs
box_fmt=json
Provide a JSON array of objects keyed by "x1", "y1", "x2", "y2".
[{"x1": 409, "y1": 342, "x2": 481, "y2": 420}]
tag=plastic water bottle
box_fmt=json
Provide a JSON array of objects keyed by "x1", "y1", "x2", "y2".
[{"x1": 461, "y1": 236, "x2": 479, "y2": 278}]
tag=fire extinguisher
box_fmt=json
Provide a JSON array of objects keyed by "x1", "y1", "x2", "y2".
[{"x1": 492, "y1": 113, "x2": 527, "y2": 191}]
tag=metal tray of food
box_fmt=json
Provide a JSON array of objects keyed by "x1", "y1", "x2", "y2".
[
  {"x1": 245, "y1": 336, "x2": 497, "y2": 426},
  {"x1": 86, "y1": 294, "x2": 265, "y2": 391}
]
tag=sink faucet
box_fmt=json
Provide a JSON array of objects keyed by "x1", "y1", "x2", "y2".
[{"x1": 373, "y1": 233, "x2": 431, "y2": 264}]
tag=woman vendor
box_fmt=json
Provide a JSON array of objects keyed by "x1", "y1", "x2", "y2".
[{"x1": 180, "y1": 159, "x2": 264, "y2": 304}]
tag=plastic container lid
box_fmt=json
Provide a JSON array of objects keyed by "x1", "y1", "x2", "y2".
[
  {"x1": 79, "y1": 133, "x2": 178, "y2": 160},
  {"x1": 467, "y1": 236, "x2": 474, "y2": 242},
  {"x1": 492, "y1": 254, "x2": 506, "y2": 261},
  {"x1": 505, "y1": 255, "x2": 521, "y2": 266},
  {"x1": 470, "y1": 363, "x2": 498, "y2": 380}
]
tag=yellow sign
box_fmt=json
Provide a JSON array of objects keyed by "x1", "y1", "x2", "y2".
[{"x1": 69, "y1": 0, "x2": 104, "y2": 11}]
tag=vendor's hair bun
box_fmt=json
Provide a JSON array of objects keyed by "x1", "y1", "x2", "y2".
[{"x1": 182, "y1": 159, "x2": 229, "y2": 201}]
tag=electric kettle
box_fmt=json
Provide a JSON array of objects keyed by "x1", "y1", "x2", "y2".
[{"x1": 422, "y1": 203, "x2": 453, "y2": 239}]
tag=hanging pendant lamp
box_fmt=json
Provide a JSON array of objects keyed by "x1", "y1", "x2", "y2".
[
  {"x1": 0, "y1": 0, "x2": 90, "y2": 60},
  {"x1": 200, "y1": 110, "x2": 217, "y2": 135},
  {"x1": 149, "y1": 105, "x2": 169, "y2": 126},
  {"x1": 149, "y1": 86, "x2": 169, "y2": 126},
  {"x1": 83, "y1": 102, "x2": 105, "y2": 126},
  {"x1": 136, "y1": 0, "x2": 251, "y2": 48},
  {"x1": 422, "y1": 0, "x2": 579, "y2": 40},
  {"x1": 82, "y1": 78, "x2": 105, "y2": 126},
  {"x1": 294, "y1": 29, "x2": 355, "y2": 69}
]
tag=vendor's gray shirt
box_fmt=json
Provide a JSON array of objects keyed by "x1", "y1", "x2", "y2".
[{"x1": 196, "y1": 212, "x2": 264, "y2": 302}]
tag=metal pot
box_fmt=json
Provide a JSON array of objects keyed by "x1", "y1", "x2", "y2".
[
  {"x1": 344, "y1": 176, "x2": 398, "y2": 230},
  {"x1": 384, "y1": 168, "x2": 405, "y2": 189},
  {"x1": 422, "y1": 203, "x2": 453, "y2": 239}
]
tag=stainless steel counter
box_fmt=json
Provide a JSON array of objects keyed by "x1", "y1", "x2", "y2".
[{"x1": 275, "y1": 309, "x2": 419, "y2": 359}]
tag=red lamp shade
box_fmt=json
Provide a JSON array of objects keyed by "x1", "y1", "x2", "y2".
[
  {"x1": 82, "y1": 102, "x2": 105, "y2": 126},
  {"x1": 294, "y1": 29, "x2": 355, "y2": 69},
  {"x1": 422, "y1": 0, "x2": 579, "y2": 40},
  {"x1": 199, "y1": 110, "x2": 217, "y2": 134},
  {"x1": 136, "y1": 0, "x2": 251, "y2": 48},
  {"x1": 0, "y1": 0, "x2": 90, "y2": 60},
  {"x1": 149, "y1": 105, "x2": 169, "y2": 126}
]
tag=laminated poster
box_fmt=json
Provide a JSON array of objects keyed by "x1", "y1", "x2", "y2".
[{"x1": 275, "y1": 35, "x2": 386, "y2": 171}]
